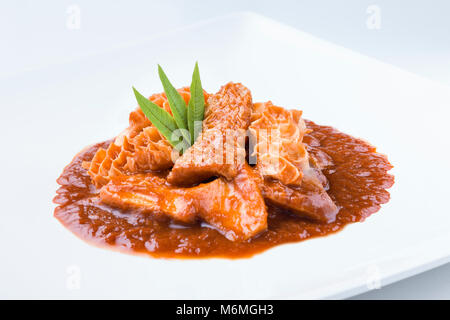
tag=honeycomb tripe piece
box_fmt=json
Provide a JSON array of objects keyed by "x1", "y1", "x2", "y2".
[
  {"x1": 83, "y1": 88, "x2": 197, "y2": 189},
  {"x1": 249, "y1": 101, "x2": 339, "y2": 223},
  {"x1": 249, "y1": 101, "x2": 311, "y2": 186}
]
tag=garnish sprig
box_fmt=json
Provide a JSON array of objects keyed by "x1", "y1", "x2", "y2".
[
  {"x1": 157, "y1": 65, "x2": 191, "y2": 145},
  {"x1": 187, "y1": 62, "x2": 205, "y2": 145}
]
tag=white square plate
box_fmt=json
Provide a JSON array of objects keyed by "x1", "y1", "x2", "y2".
[{"x1": 1, "y1": 12, "x2": 450, "y2": 299}]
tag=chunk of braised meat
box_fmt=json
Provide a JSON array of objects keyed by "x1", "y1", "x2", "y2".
[
  {"x1": 260, "y1": 170, "x2": 338, "y2": 224},
  {"x1": 101, "y1": 164, "x2": 267, "y2": 241},
  {"x1": 249, "y1": 101, "x2": 339, "y2": 223},
  {"x1": 99, "y1": 172, "x2": 197, "y2": 223},
  {"x1": 167, "y1": 82, "x2": 252, "y2": 186}
]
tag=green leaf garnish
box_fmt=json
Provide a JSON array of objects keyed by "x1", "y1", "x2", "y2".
[
  {"x1": 132, "y1": 63, "x2": 206, "y2": 152},
  {"x1": 132, "y1": 87, "x2": 179, "y2": 147},
  {"x1": 187, "y1": 62, "x2": 205, "y2": 145},
  {"x1": 157, "y1": 65, "x2": 191, "y2": 145}
]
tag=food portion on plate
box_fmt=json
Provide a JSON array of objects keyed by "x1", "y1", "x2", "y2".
[{"x1": 54, "y1": 63, "x2": 394, "y2": 258}]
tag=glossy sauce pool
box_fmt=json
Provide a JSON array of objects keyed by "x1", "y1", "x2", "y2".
[{"x1": 54, "y1": 120, "x2": 394, "y2": 258}]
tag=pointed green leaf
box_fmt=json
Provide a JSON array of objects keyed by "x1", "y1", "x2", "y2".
[
  {"x1": 157, "y1": 65, "x2": 191, "y2": 146},
  {"x1": 132, "y1": 87, "x2": 179, "y2": 147},
  {"x1": 188, "y1": 62, "x2": 205, "y2": 145}
]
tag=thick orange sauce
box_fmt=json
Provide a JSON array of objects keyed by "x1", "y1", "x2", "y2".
[{"x1": 54, "y1": 120, "x2": 394, "y2": 258}]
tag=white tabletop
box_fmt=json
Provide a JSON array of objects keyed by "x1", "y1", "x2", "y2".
[{"x1": 2, "y1": 0, "x2": 449, "y2": 299}]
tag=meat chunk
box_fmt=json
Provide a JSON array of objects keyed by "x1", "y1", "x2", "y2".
[
  {"x1": 249, "y1": 101, "x2": 339, "y2": 223},
  {"x1": 100, "y1": 164, "x2": 267, "y2": 241},
  {"x1": 100, "y1": 173, "x2": 197, "y2": 223},
  {"x1": 195, "y1": 164, "x2": 267, "y2": 241},
  {"x1": 203, "y1": 83, "x2": 252, "y2": 131},
  {"x1": 167, "y1": 83, "x2": 252, "y2": 186},
  {"x1": 260, "y1": 170, "x2": 339, "y2": 224}
]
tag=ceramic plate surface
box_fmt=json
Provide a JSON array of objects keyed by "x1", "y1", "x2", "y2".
[{"x1": 1, "y1": 12, "x2": 450, "y2": 299}]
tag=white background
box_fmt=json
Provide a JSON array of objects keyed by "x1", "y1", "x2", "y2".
[{"x1": 1, "y1": 0, "x2": 449, "y2": 299}]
